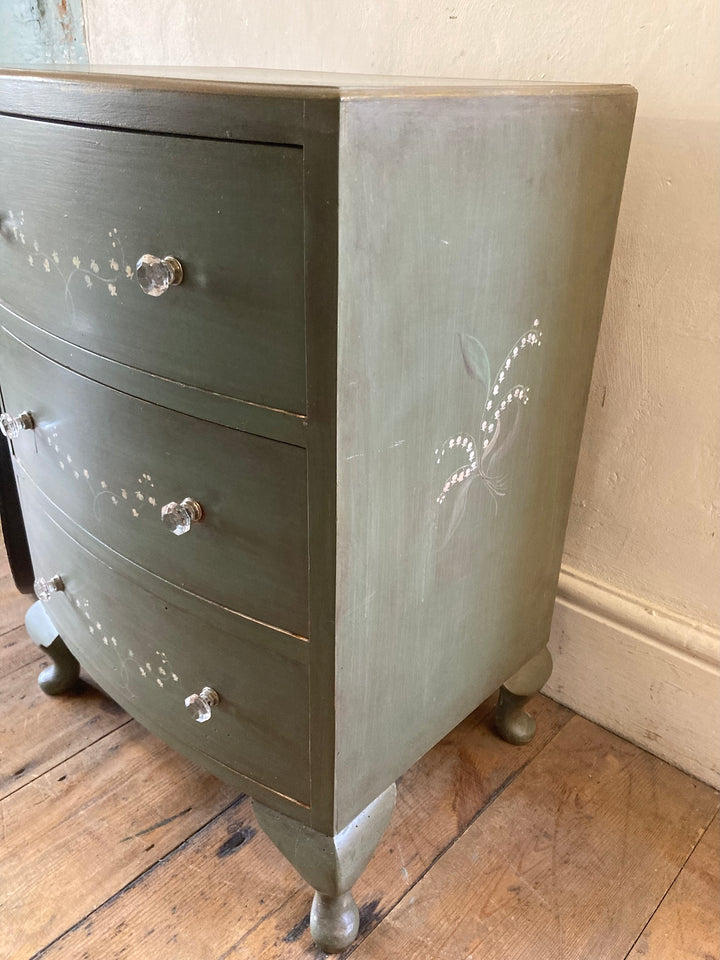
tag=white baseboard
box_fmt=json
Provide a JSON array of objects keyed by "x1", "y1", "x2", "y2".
[{"x1": 544, "y1": 566, "x2": 720, "y2": 788}]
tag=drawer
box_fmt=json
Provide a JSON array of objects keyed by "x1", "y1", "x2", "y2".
[
  {"x1": 0, "y1": 329, "x2": 309, "y2": 637},
  {"x1": 0, "y1": 114, "x2": 306, "y2": 413},
  {"x1": 19, "y1": 489, "x2": 311, "y2": 804}
]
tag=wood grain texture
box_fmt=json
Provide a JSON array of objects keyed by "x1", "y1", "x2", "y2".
[
  {"x1": 627, "y1": 813, "x2": 720, "y2": 960},
  {"x1": 0, "y1": 543, "x2": 30, "y2": 638},
  {"x1": 0, "y1": 722, "x2": 238, "y2": 960},
  {"x1": 0, "y1": 113, "x2": 306, "y2": 414},
  {"x1": 0, "y1": 623, "x2": 41, "y2": 676},
  {"x1": 34, "y1": 695, "x2": 572, "y2": 959},
  {"x1": 351, "y1": 715, "x2": 719, "y2": 960},
  {"x1": 0, "y1": 654, "x2": 127, "y2": 799}
]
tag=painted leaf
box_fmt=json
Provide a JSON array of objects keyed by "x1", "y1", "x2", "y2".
[
  {"x1": 459, "y1": 334, "x2": 491, "y2": 393},
  {"x1": 439, "y1": 474, "x2": 475, "y2": 551}
]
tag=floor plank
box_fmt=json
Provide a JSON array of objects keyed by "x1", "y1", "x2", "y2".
[
  {"x1": 0, "y1": 553, "x2": 30, "y2": 640},
  {"x1": 0, "y1": 622, "x2": 44, "y2": 677},
  {"x1": 350, "y1": 716, "x2": 720, "y2": 960},
  {"x1": 0, "y1": 654, "x2": 128, "y2": 798},
  {"x1": 34, "y1": 696, "x2": 573, "y2": 959},
  {"x1": 0, "y1": 722, "x2": 239, "y2": 960},
  {"x1": 627, "y1": 813, "x2": 720, "y2": 960}
]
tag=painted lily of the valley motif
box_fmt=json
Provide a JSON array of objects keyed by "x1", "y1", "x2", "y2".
[{"x1": 434, "y1": 318, "x2": 543, "y2": 542}]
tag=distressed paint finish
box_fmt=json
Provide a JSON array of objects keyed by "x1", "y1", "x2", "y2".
[
  {"x1": 334, "y1": 91, "x2": 636, "y2": 827},
  {"x1": 0, "y1": 0, "x2": 87, "y2": 65}
]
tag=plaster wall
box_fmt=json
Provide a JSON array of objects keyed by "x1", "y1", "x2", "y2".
[{"x1": 84, "y1": 0, "x2": 719, "y2": 634}]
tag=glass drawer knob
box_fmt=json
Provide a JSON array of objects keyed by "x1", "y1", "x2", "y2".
[
  {"x1": 34, "y1": 574, "x2": 64, "y2": 602},
  {"x1": 0, "y1": 410, "x2": 35, "y2": 439},
  {"x1": 161, "y1": 498, "x2": 203, "y2": 536},
  {"x1": 185, "y1": 686, "x2": 220, "y2": 723},
  {"x1": 135, "y1": 254, "x2": 184, "y2": 297}
]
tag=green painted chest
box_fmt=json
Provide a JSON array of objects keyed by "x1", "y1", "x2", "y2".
[{"x1": 0, "y1": 66, "x2": 635, "y2": 953}]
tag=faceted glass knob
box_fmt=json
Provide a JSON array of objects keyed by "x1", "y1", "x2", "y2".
[
  {"x1": 135, "y1": 254, "x2": 184, "y2": 297},
  {"x1": 161, "y1": 498, "x2": 203, "y2": 536},
  {"x1": 34, "y1": 574, "x2": 64, "y2": 602},
  {"x1": 185, "y1": 686, "x2": 220, "y2": 723},
  {"x1": 0, "y1": 410, "x2": 34, "y2": 439}
]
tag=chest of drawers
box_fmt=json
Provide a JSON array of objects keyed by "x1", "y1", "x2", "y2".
[{"x1": 0, "y1": 66, "x2": 635, "y2": 953}]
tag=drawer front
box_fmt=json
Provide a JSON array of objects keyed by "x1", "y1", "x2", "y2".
[
  {"x1": 0, "y1": 114, "x2": 306, "y2": 413},
  {"x1": 0, "y1": 329, "x2": 308, "y2": 637},
  {"x1": 20, "y1": 490, "x2": 311, "y2": 803}
]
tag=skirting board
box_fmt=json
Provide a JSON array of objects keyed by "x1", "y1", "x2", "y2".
[{"x1": 544, "y1": 566, "x2": 720, "y2": 788}]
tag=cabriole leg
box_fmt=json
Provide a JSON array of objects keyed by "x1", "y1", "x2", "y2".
[
  {"x1": 253, "y1": 783, "x2": 396, "y2": 953},
  {"x1": 495, "y1": 646, "x2": 553, "y2": 745},
  {"x1": 25, "y1": 600, "x2": 80, "y2": 695}
]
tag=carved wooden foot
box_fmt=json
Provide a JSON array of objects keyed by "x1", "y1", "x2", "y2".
[
  {"x1": 25, "y1": 600, "x2": 80, "y2": 695},
  {"x1": 495, "y1": 646, "x2": 552, "y2": 745},
  {"x1": 253, "y1": 784, "x2": 396, "y2": 953}
]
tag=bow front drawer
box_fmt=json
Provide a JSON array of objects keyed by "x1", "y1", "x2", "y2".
[
  {"x1": 0, "y1": 329, "x2": 309, "y2": 637},
  {"x1": 0, "y1": 114, "x2": 306, "y2": 413},
  {"x1": 20, "y1": 493, "x2": 311, "y2": 805}
]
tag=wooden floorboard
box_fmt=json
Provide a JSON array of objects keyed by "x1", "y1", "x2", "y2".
[
  {"x1": 0, "y1": 646, "x2": 128, "y2": 799},
  {"x1": 32, "y1": 697, "x2": 572, "y2": 959},
  {"x1": 627, "y1": 813, "x2": 720, "y2": 960},
  {"x1": 0, "y1": 543, "x2": 717, "y2": 960},
  {"x1": 351, "y1": 716, "x2": 719, "y2": 960}
]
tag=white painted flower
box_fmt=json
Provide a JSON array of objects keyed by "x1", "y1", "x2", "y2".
[
  {"x1": 90, "y1": 259, "x2": 100, "y2": 274},
  {"x1": 108, "y1": 283, "x2": 117, "y2": 296},
  {"x1": 125, "y1": 265, "x2": 133, "y2": 278},
  {"x1": 27, "y1": 254, "x2": 34, "y2": 266},
  {"x1": 109, "y1": 258, "x2": 119, "y2": 271},
  {"x1": 33, "y1": 239, "x2": 39, "y2": 252},
  {"x1": 85, "y1": 275, "x2": 93, "y2": 288},
  {"x1": 72, "y1": 255, "x2": 81, "y2": 269},
  {"x1": 43, "y1": 258, "x2": 50, "y2": 272}
]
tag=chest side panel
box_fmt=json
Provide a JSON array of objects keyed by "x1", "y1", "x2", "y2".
[{"x1": 334, "y1": 91, "x2": 636, "y2": 827}]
